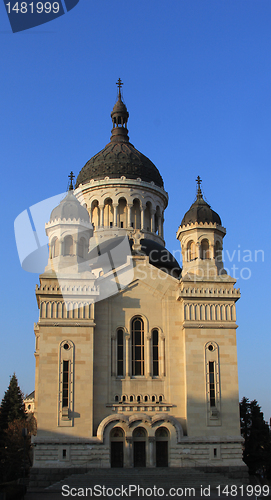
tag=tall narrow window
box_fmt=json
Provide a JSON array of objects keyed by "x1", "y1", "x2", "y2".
[
  {"x1": 59, "y1": 340, "x2": 74, "y2": 426},
  {"x1": 51, "y1": 237, "x2": 59, "y2": 258},
  {"x1": 132, "y1": 317, "x2": 144, "y2": 376},
  {"x1": 187, "y1": 241, "x2": 196, "y2": 261},
  {"x1": 152, "y1": 329, "x2": 159, "y2": 376},
  {"x1": 62, "y1": 360, "x2": 69, "y2": 407},
  {"x1": 200, "y1": 239, "x2": 210, "y2": 260},
  {"x1": 209, "y1": 361, "x2": 215, "y2": 407},
  {"x1": 117, "y1": 329, "x2": 124, "y2": 376},
  {"x1": 205, "y1": 342, "x2": 221, "y2": 424}
]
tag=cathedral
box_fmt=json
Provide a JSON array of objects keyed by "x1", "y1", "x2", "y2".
[{"x1": 31, "y1": 81, "x2": 245, "y2": 478}]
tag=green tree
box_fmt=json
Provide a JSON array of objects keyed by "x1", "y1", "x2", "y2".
[
  {"x1": 240, "y1": 397, "x2": 270, "y2": 476},
  {"x1": 0, "y1": 374, "x2": 29, "y2": 482},
  {"x1": 0, "y1": 374, "x2": 26, "y2": 430}
]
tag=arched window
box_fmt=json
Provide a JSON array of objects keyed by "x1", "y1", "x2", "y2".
[
  {"x1": 111, "y1": 427, "x2": 124, "y2": 438},
  {"x1": 132, "y1": 317, "x2": 144, "y2": 376},
  {"x1": 200, "y1": 239, "x2": 210, "y2": 260},
  {"x1": 133, "y1": 427, "x2": 146, "y2": 438},
  {"x1": 51, "y1": 237, "x2": 59, "y2": 258},
  {"x1": 187, "y1": 241, "x2": 196, "y2": 261},
  {"x1": 104, "y1": 198, "x2": 113, "y2": 227},
  {"x1": 118, "y1": 198, "x2": 127, "y2": 228},
  {"x1": 64, "y1": 235, "x2": 73, "y2": 256},
  {"x1": 155, "y1": 426, "x2": 169, "y2": 438},
  {"x1": 78, "y1": 237, "x2": 85, "y2": 258},
  {"x1": 152, "y1": 329, "x2": 159, "y2": 376},
  {"x1": 91, "y1": 200, "x2": 99, "y2": 228},
  {"x1": 117, "y1": 328, "x2": 124, "y2": 377}
]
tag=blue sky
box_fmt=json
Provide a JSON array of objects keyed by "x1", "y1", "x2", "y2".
[{"x1": 0, "y1": 0, "x2": 270, "y2": 421}]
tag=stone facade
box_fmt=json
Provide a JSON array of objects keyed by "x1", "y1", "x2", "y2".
[{"x1": 31, "y1": 84, "x2": 245, "y2": 477}]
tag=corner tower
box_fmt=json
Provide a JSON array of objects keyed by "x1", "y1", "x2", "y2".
[
  {"x1": 177, "y1": 176, "x2": 226, "y2": 279},
  {"x1": 176, "y1": 178, "x2": 241, "y2": 442}
]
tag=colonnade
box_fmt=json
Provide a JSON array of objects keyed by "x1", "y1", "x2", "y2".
[
  {"x1": 185, "y1": 239, "x2": 222, "y2": 262},
  {"x1": 91, "y1": 198, "x2": 164, "y2": 238}
]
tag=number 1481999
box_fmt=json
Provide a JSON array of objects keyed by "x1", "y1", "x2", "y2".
[
  {"x1": 216, "y1": 485, "x2": 269, "y2": 496},
  {"x1": 6, "y1": 2, "x2": 60, "y2": 13}
]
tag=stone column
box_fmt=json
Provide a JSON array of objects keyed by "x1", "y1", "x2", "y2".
[
  {"x1": 158, "y1": 215, "x2": 162, "y2": 236},
  {"x1": 196, "y1": 242, "x2": 201, "y2": 260},
  {"x1": 74, "y1": 238, "x2": 79, "y2": 256},
  {"x1": 148, "y1": 437, "x2": 155, "y2": 467},
  {"x1": 161, "y1": 215, "x2": 164, "y2": 239},
  {"x1": 111, "y1": 335, "x2": 116, "y2": 377},
  {"x1": 99, "y1": 205, "x2": 104, "y2": 227},
  {"x1": 150, "y1": 209, "x2": 155, "y2": 233},
  {"x1": 60, "y1": 238, "x2": 64, "y2": 256},
  {"x1": 140, "y1": 205, "x2": 145, "y2": 230},
  {"x1": 161, "y1": 336, "x2": 165, "y2": 377},
  {"x1": 125, "y1": 437, "x2": 133, "y2": 467},
  {"x1": 127, "y1": 204, "x2": 133, "y2": 228},
  {"x1": 210, "y1": 243, "x2": 214, "y2": 259},
  {"x1": 125, "y1": 335, "x2": 130, "y2": 378},
  {"x1": 146, "y1": 334, "x2": 151, "y2": 377},
  {"x1": 113, "y1": 204, "x2": 118, "y2": 227}
]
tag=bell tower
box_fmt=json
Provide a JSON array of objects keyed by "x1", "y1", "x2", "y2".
[
  {"x1": 176, "y1": 178, "x2": 241, "y2": 434},
  {"x1": 177, "y1": 176, "x2": 226, "y2": 279}
]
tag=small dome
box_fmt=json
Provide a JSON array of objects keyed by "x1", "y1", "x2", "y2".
[
  {"x1": 181, "y1": 178, "x2": 222, "y2": 226},
  {"x1": 112, "y1": 98, "x2": 128, "y2": 114},
  {"x1": 50, "y1": 190, "x2": 89, "y2": 223}
]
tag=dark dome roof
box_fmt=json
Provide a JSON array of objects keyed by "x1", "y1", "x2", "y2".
[
  {"x1": 139, "y1": 239, "x2": 181, "y2": 274},
  {"x1": 50, "y1": 190, "x2": 89, "y2": 223},
  {"x1": 76, "y1": 141, "x2": 164, "y2": 188},
  {"x1": 86, "y1": 237, "x2": 181, "y2": 277},
  {"x1": 76, "y1": 86, "x2": 164, "y2": 189},
  {"x1": 181, "y1": 190, "x2": 221, "y2": 226}
]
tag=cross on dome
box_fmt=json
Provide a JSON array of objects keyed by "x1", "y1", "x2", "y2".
[
  {"x1": 196, "y1": 175, "x2": 203, "y2": 199},
  {"x1": 116, "y1": 78, "x2": 123, "y2": 99},
  {"x1": 68, "y1": 171, "x2": 75, "y2": 191}
]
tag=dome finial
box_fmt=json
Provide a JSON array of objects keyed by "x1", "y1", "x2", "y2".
[
  {"x1": 68, "y1": 171, "x2": 75, "y2": 191},
  {"x1": 111, "y1": 79, "x2": 129, "y2": 143},
  {"x1": 116, "y1": 77, "x2": 123, "y2": 100},
  {"x1": 196, "y1": 175, "x2": 203, "y2": 199}
]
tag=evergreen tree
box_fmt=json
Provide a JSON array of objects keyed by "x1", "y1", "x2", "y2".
[
  {"x1": 0, "y1": 374, "x2": 26, "y2": 430},
  {"x1": 240, "y1": 397, "x2": 270, "y2": 475}
]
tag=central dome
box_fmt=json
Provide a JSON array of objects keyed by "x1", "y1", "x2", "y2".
[
  {"x1": 76, "y1": 141, "x2": 164, "y2": 188},
  {"x1": 76, "y1": 82, "x2": 164, "y2": 189}
]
